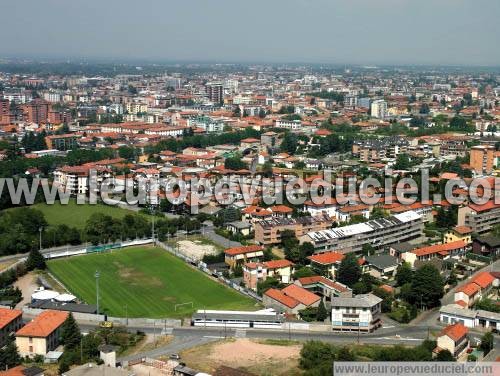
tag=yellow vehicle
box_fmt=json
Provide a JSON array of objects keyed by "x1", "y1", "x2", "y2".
[{"x1": 99, "y1": 321, "x2": 113, "y2": 328}]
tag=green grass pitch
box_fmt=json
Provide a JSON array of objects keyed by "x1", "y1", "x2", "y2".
[{"x1": 48, "y1": 246, "x2": 258, "y2": 318}]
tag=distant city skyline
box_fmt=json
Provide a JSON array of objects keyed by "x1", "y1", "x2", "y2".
[{"x1": 1, "y1": 0, "x2": 499, "y2": 66}]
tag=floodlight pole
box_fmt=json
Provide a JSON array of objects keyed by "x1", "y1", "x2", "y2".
[{"x1": 95, "y1": 270, "x2": 100, "y2": 316}]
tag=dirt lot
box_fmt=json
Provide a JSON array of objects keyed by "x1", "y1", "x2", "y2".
[
  {"x1": 179, "y1": 338, "x2": 302, "y2": 375},
  {"x1": 176, "y1": 239, "x2": 219, "y2": 260},
  {"x1": 13, "y1": 272, "x2": 39, "y2": 309}
]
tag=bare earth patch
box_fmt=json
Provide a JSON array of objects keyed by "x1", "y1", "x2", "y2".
[
  {"x1": 180, "y1": 338, "x2": 302, "y2": 376},
  {"x1": 13, "y1": 272, "x2": 39, "y2": 309},
  {"x1": 176, "y1": 240, "x2": 218, "y2": 261}
]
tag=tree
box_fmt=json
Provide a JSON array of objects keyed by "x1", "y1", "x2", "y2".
[
  {"x1": 25, "y1": 249, "x2": 46, "y2": 271},
  {"x1": 60, "y1": 313, "x2": 82, "y2": 350},
  {"x1": 0, "y1": 335, "x2": 21, "y2": 370},
  {"x1": 372, "y1": 286, "x2": 393, "y2": 313},
  {"x1": 336, "y1": 253, "x2": 361, "y2": 287},
  {"x1": 257, "y1": 277, "x2": 281, "y2": 296},
  {"x1": 280, "y1": 132, "x2": 298, "y2": 155},
  {"x1": 479, "y1": 332, "x2": 494, "y2": 355},
  {"x1": 435, "y1": 349, "x2": 454, "y2": 361},
  {"x1": 394, "y1": 153, "x2": 411, "y2": 170},
  {"x1": 224, "y1": 156, "x2": 247, "y2": 170},
  {"x1": 316, "y1": 299, "x2": 328, "y2": 321},
  {"x1": 395, "y1": 262, "x2": 413, "y2": 286},
  {"x1": 410, "y1": 264, "x2": 444, "y2": 308},
  {"x1": 293, "y1": 266, "x2": 315, "y2": 279}
]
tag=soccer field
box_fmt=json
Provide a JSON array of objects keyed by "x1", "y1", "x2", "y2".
[{"x1": 48, "y1": 246, "x2": 258, "y2": 318}]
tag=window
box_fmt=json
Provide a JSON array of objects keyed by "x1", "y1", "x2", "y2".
[
  {"x1": 29, "y1": 346, "x2": 33, "y2": 353},
  {"x1": 29, "y1": 337, "x2": 33, "y2": 343}
]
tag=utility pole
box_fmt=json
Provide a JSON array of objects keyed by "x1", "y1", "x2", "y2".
[{"x1": 95, "y1": 270, "x2": 100, "y2": 316}]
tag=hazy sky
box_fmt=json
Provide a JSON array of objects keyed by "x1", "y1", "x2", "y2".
[{"x1": 1, "y1": 0, "x2": 499, "y2": 66}]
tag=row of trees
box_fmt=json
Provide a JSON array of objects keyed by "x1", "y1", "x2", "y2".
[{"x1": 299, "y1": 339, "x2": 454, "y2": 375}]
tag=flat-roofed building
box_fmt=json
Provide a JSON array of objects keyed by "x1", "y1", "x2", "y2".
[
  {"x1": 301, "y1": 211, "x2": 423, "y2": 254},
  {"x1": 255, "y1": 215, "x2": 332, "y2": 245}
]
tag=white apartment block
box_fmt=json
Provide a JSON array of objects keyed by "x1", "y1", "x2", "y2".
[
  {"x1": 370, "y1": 99, "x2": 387, "y2": 119},
  {"x1": 331, "y1": 293, "x2": 382, "y2": 332}
]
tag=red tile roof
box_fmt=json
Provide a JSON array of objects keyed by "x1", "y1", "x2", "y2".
[
  {"x1": 297, "y1": 276, "x2": 349, "y2": 293},
  {"x1": 439, "y1": 322, "x2": 468, "y2": 341},
  {"x1": 16, "y1": 310, "x2": 68, "y2": 338},
  {"x1": 470, "y1": 272, "x2": 495, "y2": 289},
  {"x1": 308, "y1": 251, "x2": 344, "y2": 265},
  {"x1": 264, "y1": 259, "x2": 294, "y2": 269},
  {"x1": 456, "y1": 282, "x2": 481, "y2": 297},
  {"x1": 224, "y1": 245, "x2": 264, "y2": 256},
  {"x1": 412, "y1": 240, "x2": 467, "y2": 257},
  {"x1": 281, "y1": 284, "x2": 321, "y2": 306},
  {"x1": 0, "y1": 308, "x2": 22, "y2": 330},
  {"x1": 270, "y1": 205, "x2": 293, "y2": 213},
  {"x1": 453, "y1": 226, "x2": 472, "y2": 235},
  {"x1": 264, "y1": 288, "x2": 299, "y2": 308},
  {"x1": 469, "y1": 200, "x2": 500, "y2": 213}
]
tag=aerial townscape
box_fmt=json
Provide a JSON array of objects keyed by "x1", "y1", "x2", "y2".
[{"x1": 0, "y1": 1, "x2": 500, "y2": 376}]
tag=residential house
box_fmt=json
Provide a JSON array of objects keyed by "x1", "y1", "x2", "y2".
[
  {"x1": 401, "y1": 240, "x2": 469, "y2": 267},
  {"x1": 433, "y1": 323, "x2": 469, "y2": 359},
  {"x1": 15, "y1": 310, "x2": 68, "y2": 357},
  {"x1": 472, "y1": 236, "x2": 500, "y2": 258},
  {"x1": 0, "y1": 308, "x2": 23, "y2": 347},
  {"x1": 224, "y1": 245, "x2": 264, "y2": 270},
  {"x1": 444, "y1": 226, "x2": 473, "y2": 245},
  {"x1": 364, "y1": 254, "x2": 399, "y2": 279},
  {"x1": 243, "y1": 259, "x2": 294, "y2": 290},
  {"x1": 263, "y1": 285, "x2": 320, "y2": 315},
  {"x1": 295, "y1": 276, "x2": 351, "y2": 300},
  {"x1": 307, "y1": 251, "x2": 345, "y2": 278}
]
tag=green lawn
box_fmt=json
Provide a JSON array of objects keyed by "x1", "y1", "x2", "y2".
[
  {"x1": 30, "y1": 201, "x2": 140, "y2": 229},
  {"x1": 47, "y1": 246, "x2": 258, "y2": 318}
]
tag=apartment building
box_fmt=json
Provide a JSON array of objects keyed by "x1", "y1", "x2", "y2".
[
  {"x1": 53, "y1": 165, "x2": 111, "y2": 196},
  {"x1": 22, "y1": 99, "x2": 49, "y2": 124},
  {"x1": 301, "y1": 211, "x2": 423, "y2": 254},
  {"x1": 0, "y1": 308, "x2": 23, "y2": 347},
  {"x1": 331, "y1": 293, "x2": 382, "y2": 332},
  {"x1": 125, "y1": 102, "x2": 148, "y2": 115},
  {"x1": 352, "y1": 137, "x2": 408, "y2": 163},
  {"x1": 274, "y1": 119, "x2": 302, "y2": 131},
  {"x1": 254, "y1": 215, "x2": 333, "y2": 245},
  {"x1": 224, "y1": 245, "x2": 264, "y2": 269},
  {"x1": 370, "y1": 100, "x2": 387, "y2": 119},
  {"x1": 205, "y1": 82, "x2": 224, "y2": 104},
  {"x1": 458, "y1": 200, "x2": 500, "y2": 235},
  {"x1": 470, "y1": 145, "x2": 498, "y2": 175},
  {"x1": 16, "y1": 310, "x2": 68, "y2": 357},
  {"x1": 45, "y1": 133, "x2": 81, "y2": 151},
  {"x1": 243, "y1": 259, "x2": 294, "y2": 290}
]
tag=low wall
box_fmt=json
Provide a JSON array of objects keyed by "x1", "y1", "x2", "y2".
[{"x1": 22, "y1": 307, "x2": 181, "y2": 328}]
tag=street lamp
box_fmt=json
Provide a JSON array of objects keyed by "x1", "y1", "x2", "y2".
[{"x1": 95, "y1": 270, "x2": 100, "y2": 315}]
